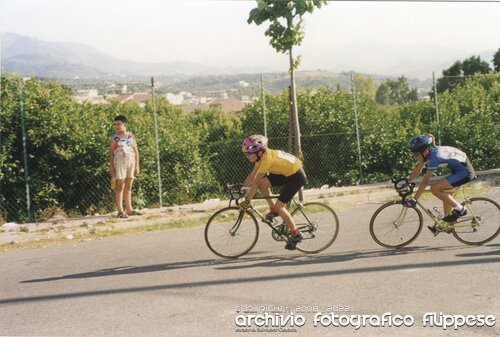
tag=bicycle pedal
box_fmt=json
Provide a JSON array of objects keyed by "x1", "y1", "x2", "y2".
[
  {"x1": 263, "y1": 219, "x2": 277, "y2": 226},
  {"x1": 436, "y1": 225, "x2": 452, "y2": 234},
  {"x1": 428, "y1": 225, "x2": 439, "y2": 237},
  {"x1": 432, "y1": 207, "x2": 443, "y2": 218}
]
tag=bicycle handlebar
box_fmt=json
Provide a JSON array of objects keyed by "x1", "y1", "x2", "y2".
[
  {"x1": 391, "y1": 177, "x2": 415, "y2": 202},
  {"x1": 225, "y1": 183, "x2": 249, "y2": 205}
]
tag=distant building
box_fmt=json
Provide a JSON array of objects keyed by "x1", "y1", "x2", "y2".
[
  {"x1": 77, "y1": 89, "x2": 99, "y2": 97},
  {"x1": 166, "y1": 93, "x2": 184, "y2": 105},
  {"x1": 209, "y1": 98, "x2": 244, "y2": 113},
  {"x1": 206, "y1": 90, "x2": 228, "y2": 100},
  {"x1": 166, "y1": 91, "x2": 197, "y2": 105},
  {"x1": 118, "y1": 92, "x2": 151, "y2": 107},
  {"x1": 241, "y1": 95, "x2": 255, "y2": 105},
  {"x1": 73, "y1": 89, "x2": 106, "y2": 104}
]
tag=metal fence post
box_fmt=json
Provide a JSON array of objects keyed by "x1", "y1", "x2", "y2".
[
  {"x1": 350, "y1": 73, "x2": 363, "y2": 184},
  {"x1": 151, "y1": 77, "x2": 163, "y2": 208},
  {"x1": 287, "y1": 85, "x2": 294, "y2": 153},
  {"x1": 18, "y1": 80, "x2": 32, "y2": 221},
  {"x1": 432, "y1": 71, "x2": 442, "y2": 145},
  {"x1": 260, "y1": 74, "x2": 268, "y2": 138}
]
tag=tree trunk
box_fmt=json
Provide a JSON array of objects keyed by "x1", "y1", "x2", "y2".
[
  {"x1": 288, "y1": 48, "x2": 303, "y2": 201},
  {"x1": 287, "y1": 85, "x2": 294, "y2": 153},
  {"x1": 288, "y1": 47, "x2": 302, "y2": 160}
]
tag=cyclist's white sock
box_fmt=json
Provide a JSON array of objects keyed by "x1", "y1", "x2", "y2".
[{"x1": 454, "y1": 205, "x2": 464, "y2": 212}]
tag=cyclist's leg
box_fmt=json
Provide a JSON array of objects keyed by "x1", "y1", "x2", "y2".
[
  {"x1": 443, "y1": 193, "x2": 453, "y2": 215},
  {"x1": 275, "y1": 201, "x2": 296, "y2": 232},
  {"x1": 446, "y1": 161, "x2": 474, "y2": 204},
  {"x1": 276, "y1": 169, "x2": 307, "y2": 234},
  {"x1": 431, "y1": 179, "x2": 461, "y2": 213},
  {"x1": 262, "y1": 174, "x2": 288, "y2": 212},
  {"x1": 258, "y1": 176, "x2": 276, "y2": 211}
]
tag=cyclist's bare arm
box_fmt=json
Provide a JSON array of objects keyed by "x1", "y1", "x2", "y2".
[
  {"x1": 243, "y1": 165, "x2": 259, "y2": 187},
  {"x1": 408, "y1": 161, "x2": 425, "y2": 182},
  {"x1": 414, "y1": 169, "x2": 433, "y2": 200},
  {"x1": 246, "y1": 172, "x2": 267, "y2": 202}
]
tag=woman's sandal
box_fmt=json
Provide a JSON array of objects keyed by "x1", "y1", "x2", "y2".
[
  {"x1": 128, "y1": 210, "x2": 143, "y2": 216},
  {"x1": 117, "y1": 212, "x2": 129, "y2": 218}
]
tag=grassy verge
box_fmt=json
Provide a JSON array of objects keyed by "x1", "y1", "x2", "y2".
[
  {"x1": 1, "y1": 182, "x2": 494, "y2": 253},
  {"x1": 0, "y1": 214, "x2": 212, "y2": 253}
]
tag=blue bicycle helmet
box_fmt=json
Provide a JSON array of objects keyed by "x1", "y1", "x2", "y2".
[{"x1": 408, "y1": 135, "x2": 433, "y2": 153}]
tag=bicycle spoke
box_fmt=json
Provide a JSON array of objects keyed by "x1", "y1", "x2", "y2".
[
  {"x1": 205, "y1": 207, "x2": 259, "y2": 258},
  {"x1": 452, "y1": 198, "x2": 499, "y2": 245},
  {"x1": 292, "y1": 202, "x2": 339, "y2": 254},
  {"x1": 370, "y1": 202, "x2": 423, "y2": 248}
]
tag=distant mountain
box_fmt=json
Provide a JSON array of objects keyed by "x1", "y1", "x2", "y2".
[
  {"x1": 1, "y1": 32, "x2": 226, "y2": 78},
  {"x1": 301, "y1": 38, "x2": 496, "y2": 80},
  {"x1": 2, "y1": 33, "x2": 495, "y2": 85}
]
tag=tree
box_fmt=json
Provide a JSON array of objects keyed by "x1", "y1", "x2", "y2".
[
  {"x1": 353, "y1": 73, "x2": 377, "y2": 100},
  {"x1": 248, "y1": 0, "x2": 326, "y2": 160},
  {"x1": 436, "y1": 56, "x2": 491, "y2": 94},
  {"x1": 462, "y1": 56, "x2": 491, "y2": 75},
  {"x1": 434, "y1": 60, "x2": 462, "y2": 95},
  {"x1": 375, "y1": 82, "x2": 391, "y2": 105},
  {"x1": 492, "y1": 48, "x2": 500, "y2": 72},
  {"x1": 375, "y1": 76, "x2": 418, "y2": 105}
]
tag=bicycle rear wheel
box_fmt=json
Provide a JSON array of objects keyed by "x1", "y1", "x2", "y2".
[
  {"x1": 452, "y1": 197, "x2": 500, "y2": 245},
  {"x1": 204, "y1": 207, "x2": 259, "y2": 258},
  {"x1": 292, "y1": 202, "x2": 339, "y2": 254},
  {"x1": 370, "y1": 201, "x2": 423, "y2": 248}
]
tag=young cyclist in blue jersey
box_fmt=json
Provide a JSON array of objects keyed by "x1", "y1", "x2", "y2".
[
  {"x1": 405, "y1": 134, "x2": 476, "y2": 234},
  {"x1": 240, "y1": 135, "x2": 308, "y2": 250}
]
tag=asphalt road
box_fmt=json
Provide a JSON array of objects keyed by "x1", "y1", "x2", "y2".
[{"x1": 1, "y1": 190, "x2": 499, "y2": 337}]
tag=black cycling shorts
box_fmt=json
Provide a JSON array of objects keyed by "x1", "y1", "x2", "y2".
[
  {"x1": 447, "y1": 158, "x2": 477, "y2": 187},
  {"x1": 266, "y1": 168, "x2": 308, "y2": 203}
]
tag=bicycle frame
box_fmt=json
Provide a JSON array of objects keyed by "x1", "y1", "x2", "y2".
[
  {"x1": 246, "y1": 197, "x2": 313, "y2": 237},
  {"x1": 393, "y1": 179, "x2": 481, "y2": 231},
  {"x1": 225, "y1": 184, "x2": 313, "y2": 238}
]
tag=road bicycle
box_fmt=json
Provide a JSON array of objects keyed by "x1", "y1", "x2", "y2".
[
  {"x1": 204, "y1": 184, "x2": 340, "y2": 258},
  {"x1": 370, "y1": 177, "x2": 499, "y2": 248}
]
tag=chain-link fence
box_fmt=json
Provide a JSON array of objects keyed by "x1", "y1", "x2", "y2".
[{"x1": 1, "y1": 72, "x2": 499, "y2": 223}]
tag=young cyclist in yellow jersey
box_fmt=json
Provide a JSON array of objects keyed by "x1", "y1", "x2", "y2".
[{"x1": 240, "y1": 135, "x2": 308, "y2": 250}]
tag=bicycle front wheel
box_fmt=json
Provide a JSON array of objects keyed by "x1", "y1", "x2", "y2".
[
  {"x1": 292, "y1": 202, "x2": 339, "y2": 254},
  {"x1": 204, "y1": 207, "x2": 259, "y2": 258},
  {"x1": 452, "y1": 197, "x2": 500, "y2": 245},
  {"x1": 370, "y1": 201, "x2": 423, "y2": 248}
]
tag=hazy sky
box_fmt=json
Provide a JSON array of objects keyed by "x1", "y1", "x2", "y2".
[{"x1": 2, "y1": 0, "x2": 500, "y2": 72}]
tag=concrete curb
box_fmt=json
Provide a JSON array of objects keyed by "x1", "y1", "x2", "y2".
[{"x1": 1, "y1": 169, "x2": 498, "y2": 247}]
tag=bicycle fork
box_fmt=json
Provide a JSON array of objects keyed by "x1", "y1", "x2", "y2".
[
  {"x1": 393, "y1": 207, "x2": 409, "y2": 228},
  {"x1": 229, "y1": 211, "x2": 245, "y2": 236}
]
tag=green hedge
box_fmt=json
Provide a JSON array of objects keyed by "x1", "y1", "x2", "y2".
[{"x1": 1, "y1": 73, "x2": 499, "y2": 222}]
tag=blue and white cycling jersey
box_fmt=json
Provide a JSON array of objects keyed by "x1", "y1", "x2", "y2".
[
  {"x1": 426, "y1": 146, "x2": 475, "y2": 187},
  {"x1": 426, "y1": 146, "x2": 467, "y2": 171}
]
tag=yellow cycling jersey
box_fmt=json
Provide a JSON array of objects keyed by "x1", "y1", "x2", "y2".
[{"x1": 255, "y1": 149, "x2": 302, "y2": 177}]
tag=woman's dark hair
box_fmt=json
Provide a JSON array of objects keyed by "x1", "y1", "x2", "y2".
[
  {"x1": 425, "y1": 132, "x2": 436, "y2": 147},
  {"x1": 114, "y1": 115, "x2": 127, "y2": 123}
]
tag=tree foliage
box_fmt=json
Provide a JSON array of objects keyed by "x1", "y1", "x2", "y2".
[
  {"x1": 376, "y1": 76, "x2": 418, "y2": 105},
  {"x1": 1, "y1": 72, "x2": 499, "y2": 222},
  {"x1": 247, "y1": 0, "x2": 326, "y2": 56},
  {"x1": 493, "y1": 48, "x2": 500, "y2": 72},
  {"x1": 436, "y1": 55, "x2": 492, "y2": 94}
]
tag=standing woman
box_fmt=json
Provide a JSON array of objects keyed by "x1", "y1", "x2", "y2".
[{"x1": 109, "y1": 115, "x2": 142, "y2": 218}]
